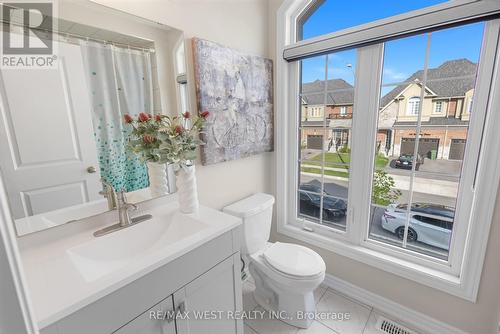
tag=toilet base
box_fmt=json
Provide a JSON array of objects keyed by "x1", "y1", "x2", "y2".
[{"x1": 249, "y1": 263, "x2": 316, "y2": 328}]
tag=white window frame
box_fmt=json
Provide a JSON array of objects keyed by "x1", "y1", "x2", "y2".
[
  {"x1": 276, "y1": 0, "x2": 500, "y2": 301},
  {"x1": 339, "y1": 105, "x2": 347, "y2": 116},
  {"x1": 173, "y1": 40, "x2": 189, "y2": 115},
  {"x1": 407, "y1": 97, "x2": 421, "y2": 115},
  {"x1": 434, "y1": 100, "x2": 444, "y2": 113}
]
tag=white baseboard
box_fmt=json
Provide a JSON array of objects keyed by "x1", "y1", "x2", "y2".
[{"x1": 323, "y1": 273, "x2": 469, "y2": 334}]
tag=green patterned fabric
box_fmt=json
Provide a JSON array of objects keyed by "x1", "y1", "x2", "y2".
[{"x1": 81, "y1": 42, "x2": 152, "y2": 192}]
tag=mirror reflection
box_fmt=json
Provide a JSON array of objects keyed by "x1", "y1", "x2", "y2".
[{"x1": 0, "y1": 1, "x2": 187, "y2": 236}]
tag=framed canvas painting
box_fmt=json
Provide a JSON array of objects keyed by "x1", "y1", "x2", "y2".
[{"x1": 192, "y1": 38, "x2": 273, "y2": 165}]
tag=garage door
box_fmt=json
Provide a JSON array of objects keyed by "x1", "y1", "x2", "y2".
[
  {"x1": 449, "y1": 139, "x2": 466, "y2": 160},
  {"x1": 401, "y1": 138, "x2": 439, "y2": 158},
  {"x1": 307, "y1": 135, "x2": 323, "y2": 150}
]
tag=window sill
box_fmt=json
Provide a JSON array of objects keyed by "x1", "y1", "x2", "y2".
[{"x1": 276, "y1": 223, "x2": 475, "y2": 301}]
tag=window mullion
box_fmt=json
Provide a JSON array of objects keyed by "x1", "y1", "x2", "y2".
[
  {"x1": 348, "y1": 44, "x2": 384, "y2": 245},
  {"x1": 318, "y1": 55, "x2": 330, "y2": 226},
  {"x1": 402, "y1": 33, "x2": 432, "y2": 248}
]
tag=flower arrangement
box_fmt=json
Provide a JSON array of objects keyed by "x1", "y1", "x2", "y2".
[{"x1": 124, "y1": 111, "x2": 209, "y2": 168}]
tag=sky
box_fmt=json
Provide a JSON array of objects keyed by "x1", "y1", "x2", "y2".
[{"x1": 301, "y1": 0, "x2": 485, "y2": 96}]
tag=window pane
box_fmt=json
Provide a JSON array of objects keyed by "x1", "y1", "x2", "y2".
[
  {"x1": 369, "y1": 23, "x2": 484, "y2": 260},
  {"x1": 299, "y1": 0, "x2": 448, "y2": 41},
  {"x1": 299, "y1": 50, "x2": 355, "y2": 231}
]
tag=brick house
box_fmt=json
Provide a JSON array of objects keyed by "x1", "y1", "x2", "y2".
[
  {"x1": 300, "y1": 79, "x2": 355, "y2": 151},
  {"x1": 380, "y1": 59, "x2": 475, "y2": 160},
  {"x1": 301, "y1": 79, "x2": 393, "y2": 153}
]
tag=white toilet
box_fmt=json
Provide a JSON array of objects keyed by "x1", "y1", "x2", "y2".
[{"x1": 223, "y1": 193, "x2": 326, "y2": 329}]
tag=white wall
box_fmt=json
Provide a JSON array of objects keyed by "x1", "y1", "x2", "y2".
[{"x1": 92, "y1": 0, "x2": 273, "y2": 210}]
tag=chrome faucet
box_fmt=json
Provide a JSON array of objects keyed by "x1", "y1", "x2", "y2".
[
  {"x1": 99, "y1": 178, "x2": 117, "y2": 210},
  {"x1": 93, "y1": 188, "x2": 153, "y2": 237},
  {"x1": 116, "y1": 189, "x2": 137, "y2": 227}
]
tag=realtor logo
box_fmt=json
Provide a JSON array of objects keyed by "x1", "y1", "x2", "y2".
[{"x1": 1, "y1": 1, "x2": 57, "y2": 68}]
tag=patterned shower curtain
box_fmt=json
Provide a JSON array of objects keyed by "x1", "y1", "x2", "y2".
[{"x1": 80, "y1": 41, "x2": 152, "y2": 192}]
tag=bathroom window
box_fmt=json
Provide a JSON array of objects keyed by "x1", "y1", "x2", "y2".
[
  {"x1": 299, "y1": 50, "x2": 355, "y2": 233},
  {"x1": 277, "y1": 0, "x2": 500, "y2": 300},
  {"x1": 368, "y1": 25, "x2": 483, "y2": 262},
  {"x1": 297, "y1": 0, "x2": 449, "y2": 41}
]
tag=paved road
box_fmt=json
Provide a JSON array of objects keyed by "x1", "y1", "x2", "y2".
[{"x1": 300, "y1": 176, "x2": 449, "y2": 259}]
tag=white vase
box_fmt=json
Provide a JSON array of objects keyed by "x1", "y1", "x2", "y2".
[
  {"x1": 176, "y1": 164, "x2": 199, "y2": 213},
  {"x1": 147, "y1": 162, "x2": 169, "y2": 197}
]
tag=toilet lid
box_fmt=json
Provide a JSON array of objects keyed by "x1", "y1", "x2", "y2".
[{"x1": 263, "y1": 242, "x2": 325, "y2": 277}]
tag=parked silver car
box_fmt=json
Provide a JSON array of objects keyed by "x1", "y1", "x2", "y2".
[{"x1": 381, "y1": 203, "x2": 455, "y2": 250}]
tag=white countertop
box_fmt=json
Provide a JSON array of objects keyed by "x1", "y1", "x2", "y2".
[{"x1": 17, "y1": 196, "x2": 241, "y2": 329}]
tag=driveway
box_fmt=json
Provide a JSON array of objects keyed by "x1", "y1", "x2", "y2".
[{"x1": 386, "y1": 157, "x2": 462, "y2": 181}]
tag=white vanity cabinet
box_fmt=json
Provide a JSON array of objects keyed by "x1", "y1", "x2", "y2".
[{"x1": 39, "y1": 228, "x2": 243, "y2": 334}]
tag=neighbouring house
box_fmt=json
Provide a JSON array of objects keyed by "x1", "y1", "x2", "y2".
[
  {"x1": 380, "y1": 59, "x2": 476, "y2": 160},
  {"x1": 300, "y1": 79, "x2": 354, "y2": 151},
  {"x1": 300, "y1": 79, "x2": 394, "y2": 154},
  {"x1": 300, "y1": 59, "x2": 475, "y2": 160}
]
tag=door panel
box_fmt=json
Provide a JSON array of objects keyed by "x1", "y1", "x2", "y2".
[
  {"x1": 113, "y1": 296, "x2": 176, "y2": 334},
  {"x1": 307, "y1": 134, "x2": 323, "y2": 149},
  {"x1": 174, "y1": 255, "x2": 243, "y2": 334},
  {"x1": 401, "y1": 137, "x2": 439, "y2": 158},
  {"x1": 449, "y1": 139, "x2": 466, "y2": 160},
  {"x1": 0, "y1": 40, "x2": 101, "y2": 219}
]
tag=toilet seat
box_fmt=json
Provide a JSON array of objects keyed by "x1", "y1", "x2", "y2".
[{"x1": 262, "y1": 242, "x2": 325, "y2": 278}]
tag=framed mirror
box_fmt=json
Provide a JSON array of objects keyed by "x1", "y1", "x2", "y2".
[{"x1": 0, "y1": 0, "x2": 188, "y2": 236}]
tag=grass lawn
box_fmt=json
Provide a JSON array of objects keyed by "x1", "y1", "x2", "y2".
[
  {"x1": 305, "y1": 152, "x2": 389, "y2": 169},
  {"x1": 301, "y1": 152, "x2": 389, "y2": 178}
]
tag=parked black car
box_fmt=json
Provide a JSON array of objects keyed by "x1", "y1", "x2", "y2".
[
  {"x1": 298, "y1": 183, "x2": 347, "y2": 221},
  {"x1": 394, "y1": 154, "x2": 424, "y2": 170}
]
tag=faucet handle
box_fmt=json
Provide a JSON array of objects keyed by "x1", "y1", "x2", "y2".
[
  {"x1": 116, "y1": 189, "x2": 136, "y2": 211},
  {"x1": 124, "y1": 202, "x2": 138, "y2": 211}
]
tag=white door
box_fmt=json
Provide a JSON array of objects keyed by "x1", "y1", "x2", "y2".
[
  {"x1": 174, "y1": 255, "x2": 243, "y2": 334},
  {"x1": 113, "y1": 296, "x2": 176, "y2": 334},
  {"x1": 0, "y1": 40, "x2": 101, "y2": 219}
]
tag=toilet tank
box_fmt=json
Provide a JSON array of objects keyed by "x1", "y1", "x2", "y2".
[{"x1": 223, "y1": 193, "x2": 275, "y2": 256}]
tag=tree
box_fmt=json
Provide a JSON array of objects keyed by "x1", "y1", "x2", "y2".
[{"x1": 371, "y1": 170, "x2": 401, "y2": 206}]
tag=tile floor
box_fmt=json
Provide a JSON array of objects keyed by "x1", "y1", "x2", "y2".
[{"x1": 242, "y1": 276, "x2": 411, "y2": 334}]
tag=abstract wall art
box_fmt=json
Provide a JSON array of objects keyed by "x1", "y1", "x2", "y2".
[{"x1": 192, "y1": 38, "x2": 273, "y2": 165}]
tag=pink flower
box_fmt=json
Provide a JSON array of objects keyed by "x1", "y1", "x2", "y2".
[
  {"x1": 124, "y1": 114, "x2": 133, "y2": 124},
  {"x1": 200, "y1": 111, "x2": 210, "y2": 118},
  {"x1": 143, "y1": 134, "x2": 156, "y2": 144},
  {"x1": 183, "y1": 111, "x2": 190, "y2": 119},
  {"x1": 175, "y1": 125, "x2": 184, "y2": 135},
  {"x1": 155, "y1": 114, "x2": 162, "y2": 122},
  {"x1": 138, "y1": 112, "x2": 150, "y2": 122}
]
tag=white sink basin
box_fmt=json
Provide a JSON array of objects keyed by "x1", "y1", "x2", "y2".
[{"x1": 67, "y1": 211, "x2": 209, "y2": 282}]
